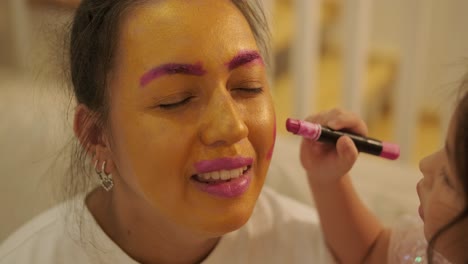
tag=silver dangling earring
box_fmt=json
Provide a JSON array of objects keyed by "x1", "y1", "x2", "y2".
[{"x1": 94, "y1": 160, "x2": 114, "y2": 191}]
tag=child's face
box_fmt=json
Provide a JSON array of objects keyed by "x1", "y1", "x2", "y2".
[
  {"x1": 417, "y1": 112, "x2": 466, "y2": 256},
  {"x1": 103, "y1": 0, "x2": 275, "y2": 236}
]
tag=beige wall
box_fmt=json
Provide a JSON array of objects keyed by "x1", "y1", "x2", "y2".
[
  {"x1": 0, "y1": 1, "x2": 14, "y2": 68},
  {"x1": 0, "y1": 4, "x2": 73, "y2": 242},
  {"x1": 0, "y1": 70, "x2": 72, "y2": 241}
]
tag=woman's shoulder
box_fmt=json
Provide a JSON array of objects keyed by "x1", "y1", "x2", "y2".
[
  {"x1": 0, "y1": 199, "x2": 90, "y2": 263},
  {"x1": 255, "y1": 186, "x2": 320, "y2": 224},
  {"x1": 202, "y1": 187, "x2": 334, "y2": 264},
  {"x1": 250, "y1": 186, "x2": 324, "y2": 242},
  {"x1": 0, "y1": 204, "x2": 64, "y2": 256}
]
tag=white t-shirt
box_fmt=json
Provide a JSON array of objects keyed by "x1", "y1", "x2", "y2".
[{"x1": 0, "y1": 187, "x2": 334, "y2": 264}]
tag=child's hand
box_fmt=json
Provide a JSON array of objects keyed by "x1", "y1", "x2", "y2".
[{"x1": 300, "y1": 108, "x2": 368, "y2": 186}]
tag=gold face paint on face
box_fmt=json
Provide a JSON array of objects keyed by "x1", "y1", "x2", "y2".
[{"x1": 107, "y1": 0, "x2": 275, "y2": 235}]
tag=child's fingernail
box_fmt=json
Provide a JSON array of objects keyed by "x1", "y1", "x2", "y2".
[{"x1": 327, "y1": 120, "x2": 337, "y2": 128}]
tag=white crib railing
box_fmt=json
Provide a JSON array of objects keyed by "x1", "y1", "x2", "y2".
[
  {"x1": 291, "y1": 0, "x2": 321, "y2": 119},
  {"x1": 394, "y1": 0, "x2": 433, "y2": 162},
  {"x1": 342, "y1": 0, "x2": 371, "y2": 119},
  {"x1": 287, "y1": 0, "x2": 434, "y2": 164}
]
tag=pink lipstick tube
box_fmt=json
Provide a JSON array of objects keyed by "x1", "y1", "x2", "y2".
[{"x1": 286, "y1": 118, "x2": 400, "y2": 160}]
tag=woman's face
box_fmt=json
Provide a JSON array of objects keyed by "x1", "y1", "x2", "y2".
[
  {"x1": 417, "y1": 111, "x2": 466, "y2": 258},
  {"x1": 106, "y1": 0, "x2": 275, "y2": 235}
]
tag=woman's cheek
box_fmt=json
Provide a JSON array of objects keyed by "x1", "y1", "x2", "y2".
[
  {"x1": 248, "y1": 99, "x2": 275, "y2": 160},
  {"x1": 265, "y1": 114, "x2": 276, "y2": 160}
]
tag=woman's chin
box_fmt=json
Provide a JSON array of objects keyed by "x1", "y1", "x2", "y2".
[{"x1": 199, "y1": 208, "x2": 253, "y2": 237}]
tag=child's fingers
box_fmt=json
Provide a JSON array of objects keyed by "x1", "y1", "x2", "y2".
[
  {"x1": 324, "y1": 109, "x2": 368, "y2": 137},
  {"x1": 303, "y1": 112, "x2": 326, "y2": 125},
  {"x1": 336, "y1": 136, "x2": 359, "y2": 170},
  {"x1": 302, "y1": 108, "x2": 368, "y2": 137}
]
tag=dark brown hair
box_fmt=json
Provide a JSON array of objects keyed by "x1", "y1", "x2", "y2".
[
  {"x1": 427, "y1": 76, "x2": 468, "y2": 263},
  {"x1": 65, "y1": 0, "x2": 271, "y2": 197}
]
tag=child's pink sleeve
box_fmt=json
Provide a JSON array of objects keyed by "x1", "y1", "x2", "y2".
[{"x1": 387, "y1": 215, "x2": 452, "y2": 264}]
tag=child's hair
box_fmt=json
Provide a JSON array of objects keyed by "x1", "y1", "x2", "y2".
[
  {"x1": 427, "y1": 75, "x2": 468, "y2": 262},
  {"x1": 63, "y1": 0, "x2": 271, "y2": 200}
]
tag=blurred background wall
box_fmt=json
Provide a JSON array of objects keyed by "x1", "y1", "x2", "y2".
[
  {"x1": 1, "y1": 0, "x2": 468, "y2": 243},
  {"x1": 0, "y1": 0, "x2": 75, "y2": 242},
  {"x1": 270, "y1": 0, "x2": 468, "y2": 162}
]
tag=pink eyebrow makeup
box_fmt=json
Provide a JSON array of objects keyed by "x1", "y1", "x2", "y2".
[
  {"x1": 140, "y1": 62, "x2": 206, "y2": 87},
  {"x1": 286, "y1": 118, "x2": 400, "y2": 160},
  {"x1": 227, "y1": 50, "x2": 263, "y2": 71}
]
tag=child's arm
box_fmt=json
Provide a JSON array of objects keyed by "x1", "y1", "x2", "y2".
[
  {"x1": 300, "y1": 109, "x2": 391, "y2": 263},
  {"x1": 309, "y1": 173, "x2": 391, "y2": 263}
]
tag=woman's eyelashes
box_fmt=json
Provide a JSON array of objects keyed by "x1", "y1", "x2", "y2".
[
  {"x1": 157, "y1": 96, "x2": 195, "y2": 110},
  {"x1": 154, "y1": 87, "x2": 263, "y2": 110},
  {"x1": 232, "y1": 87, "x2": 264, "y2": 96}
]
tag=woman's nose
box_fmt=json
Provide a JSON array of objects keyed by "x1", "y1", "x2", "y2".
[{"x1": 198, "y1": 90, "x2": 248, "y2": 147}]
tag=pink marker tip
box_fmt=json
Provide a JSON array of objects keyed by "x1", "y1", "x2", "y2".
[
  {"x1": 380, "y1": 142, "x2": 400, "y2": 160},
  {"x1": 286, "y1": 118, "x2": 301, "y2": 134}
]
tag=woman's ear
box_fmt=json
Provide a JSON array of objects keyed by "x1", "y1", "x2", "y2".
[
  {"x1": 74, "y1": 105, "x2": 116, "y2": 177},
  {"x1": 74, "y1": 104, "x2": 116, "y2": 188},
  {"x1": 73, "y1": 104, "x2": 110, "y2": 160}
]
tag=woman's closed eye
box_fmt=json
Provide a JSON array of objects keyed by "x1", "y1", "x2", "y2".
[
  {"x1": 154, "y1": 94, "x2": 196, "y2": 110},
  {"x1": 159, "y1": 97, "x2": 194, "y2": 109},
  {"x1": 232, "y1": 87, "x2": 264, "y2": 97},
  {"x1": 153, "y1": 85, "x2": 263, "y2": 110}
]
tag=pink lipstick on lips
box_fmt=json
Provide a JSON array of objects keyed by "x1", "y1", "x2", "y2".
[
  {"x1": 286, "y1": 118, "x2": 400, "y2": 160},
  {"x1": 195, "y1": 157, "x2": 253, "y2": 172},
  {"x1": 192, "y1": 156, "x2": 253, "y2": 198}
]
